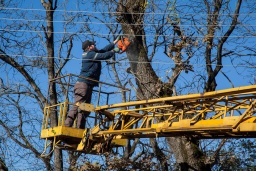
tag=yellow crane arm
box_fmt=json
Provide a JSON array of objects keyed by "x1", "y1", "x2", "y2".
[{"x1": 40, "y1": 84, "x2": 256, "y2": 156}]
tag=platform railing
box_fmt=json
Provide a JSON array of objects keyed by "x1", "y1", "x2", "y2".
[{"x1": 42, "y1": 73, "x2": 131, "y2": 130}]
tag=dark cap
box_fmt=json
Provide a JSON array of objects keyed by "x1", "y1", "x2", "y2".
[{"x1": 82, "y1": 40, "x2": 96, "y2": 50}]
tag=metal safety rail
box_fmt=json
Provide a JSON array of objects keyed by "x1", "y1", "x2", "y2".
[{"x1": 40, "y1": 74, "x2": 131, "y2": 156}]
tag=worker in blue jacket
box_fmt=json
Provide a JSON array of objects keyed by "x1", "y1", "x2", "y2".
[{"x1": 64, "y1": 37, "x2": 120, "y2": 129}]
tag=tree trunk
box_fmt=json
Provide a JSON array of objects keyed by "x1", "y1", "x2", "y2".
[
  {"x1": 0, "y1": 158, "x2": 8, "y2": 171},
  {"x1": 117, "y1": 1, "x2": 169, "y2": 169},
  {"x1": 116, "y1": 1, "x2": 210, "y2": 170},
  {"x1": 41, "y1": 1, "x2": 63, "y2": 170},
  {"x1": 167, "y1": 137, "x2": 211, "y2": 171},
  {"x1": 117, "y1": 0, "x2": 160, "y2": 100}
]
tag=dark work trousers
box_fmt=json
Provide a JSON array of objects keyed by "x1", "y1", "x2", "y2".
[{"x1": 64, "y1": 82, "x2": 93, "y2": 129}]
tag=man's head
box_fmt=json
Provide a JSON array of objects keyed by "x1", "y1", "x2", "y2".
[{"x1": 82, "y1": 40, "x2": 96, "y2": 51}]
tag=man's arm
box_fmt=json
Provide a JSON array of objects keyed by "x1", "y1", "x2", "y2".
[
  {"x1": 98, "y1": 36, "x2": 120, "y2": 52},
  {"x1": 98, "y1": 43, "x2": 115, "y2": 53},
  {"x1": 90, "y1": 50, "x2": 115, "y2": 61}
]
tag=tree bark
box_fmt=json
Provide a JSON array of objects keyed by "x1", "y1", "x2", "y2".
[
  {"x1": 41, "y1": 0, "x2": 63, "y2": 170},
  {"x1": 116, "y1": 1, "x2": 211, "y2": 170},
  {"x1": 116, "y1": 1, "x2": 169, "y2": 170},
  {"x1": 0, "y1": 158, "x2": 8, "y2": 171}
]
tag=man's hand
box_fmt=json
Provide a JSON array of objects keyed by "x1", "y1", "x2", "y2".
[
  {"x1": 112, "y1": 47, "x2": 120, "y2": 53},
  {"x1": 114, "y1": 35, "x2": 121, "y2": 44}
]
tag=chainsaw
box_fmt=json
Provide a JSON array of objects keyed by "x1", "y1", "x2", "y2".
[{"x1": 117, "y1": 36, "x2": 131, "y2": 54}]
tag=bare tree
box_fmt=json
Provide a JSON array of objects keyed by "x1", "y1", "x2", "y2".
[
  {"x1": 115, "y1": 0, "x2": 252, "y2": 170},
  {"x1": 0, "y1": 0, "x2": 76, "y2": 170}
]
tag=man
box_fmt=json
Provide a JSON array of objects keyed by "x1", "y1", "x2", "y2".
[{"x1": 64, "y1": 37, "x2": 120, "y2": 129}]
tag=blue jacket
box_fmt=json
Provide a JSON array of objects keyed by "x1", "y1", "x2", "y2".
[{"x1": 77, "y1": 43, "x2": 115, "y2": 86}]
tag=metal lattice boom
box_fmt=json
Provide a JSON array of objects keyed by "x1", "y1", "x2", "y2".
[
  {"x1": 40, "y1": 78, "x2": 256, "y2": 155},
  {"x1": 94, "y1": 85, "x2": 256, "y2": 139}
]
